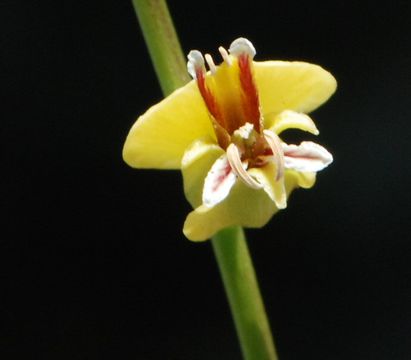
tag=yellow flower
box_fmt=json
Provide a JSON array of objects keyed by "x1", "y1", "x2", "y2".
[{"x1": 123, "y1": 38, "x2": 336, "y2": 241}]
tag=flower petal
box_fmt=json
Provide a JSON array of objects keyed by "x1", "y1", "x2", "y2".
[
  {"x1": 181, "y1": 140, "x2": 224, "y2": 208},
  {"x1": 248, "y1": 162, "x2": 287, "y2": 209},
  {"x1": 183, "y1": 181, "x2": 278, "y2": 241},
  {"x1": 283, "y1": 141, "x2": 333, "y2": 172},
  {"x1": 183, "y1": 170, "x2": 312, "y2": 241},
  {"x1": 202, "y1": 154, "x2": 237, "y2": 208},
  {"x1": 291, "y1": 170, "x2": 316, "y2": 189},
  {"x1": 183, "y1": 162, "x2": 315, "y2": 241},
  {"x1": 123, "y1": 81, "x2": 216, "y2": 169},
  {"x1": 181, "y1": 139, "x2": 320, "y2": 241},
  {"x1": 254, "y1": 61, "x2": 337, "y2": 115},
  {"x1": 265, "y1": 110, "x2": 319, "y2": 136}
]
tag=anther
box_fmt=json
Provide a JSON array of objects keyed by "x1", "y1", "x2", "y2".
[
  {"x1": 218, "y1": 46, "x2": 232, "y2": 65},
  {"x1": 187, "y1": 50, "x2": 205, "y2": 79},
  {"x1": 228, "y1": 38, "x2": 256, "y2": 59},
  {"x1": 204, "y1": 54, "x2": 217, "y2": 74}
]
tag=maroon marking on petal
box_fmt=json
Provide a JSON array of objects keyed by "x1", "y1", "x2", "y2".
[
  {"x1": 196, "y1": 69, "x2": 231, "y2": 149},
  {"x1": 284, "y1": 150, "x2": 320, "y2": 160},
  {"x1": 196, "y1": 70, "x2": 222, "y2": 124},
  {"x1": 262, "y1": 148, "x2": 273, "y2": 156},
  {"x1": 238, "y1": 54, "x2": 262, "y2": 132},
  {"x1": 211, "y1": 162, "x2": 232, "y2": 193}
]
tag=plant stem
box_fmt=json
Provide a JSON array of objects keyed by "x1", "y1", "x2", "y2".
[
  {"x1": 212, "y1": 227, "x2": 278, "y2": 360},
  {"x1": 131, "y1": 1, "x2": 277, "y2": 358},
  {"x1": 132, "y1": 0, "x2": 190, "y2": 95}
]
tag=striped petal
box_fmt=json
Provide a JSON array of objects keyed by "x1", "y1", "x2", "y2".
[
  {"x1": 202, "y1": 154, "x2": 237, "y2": 208},
  {"x1": 283, "y1": 141, "x2": 333, "y2": 172}
]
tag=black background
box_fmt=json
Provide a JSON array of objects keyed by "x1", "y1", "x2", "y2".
[{"x1": 2, "y1": 0, "x2": 411, "y2": 359}]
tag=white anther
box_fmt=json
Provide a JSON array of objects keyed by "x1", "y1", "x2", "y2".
[
  {"x1": 187, "y1": 50, "x2": 205, "y2": 79},
  {"x1": 218, "y1": 46, "x2": 232, "y2": 65},
  {"x1": 229, "y1": 38, "x2": 256, "y2": 58},
  {"x1": 227, "y1": 144, "x2": 262, "y2": 190},
  {"x1": 263, "y1": 130, "x2": 285, "y2": 181},
  {"x1": 204, "y1": 53, "x2": 217, "y2": 74}
]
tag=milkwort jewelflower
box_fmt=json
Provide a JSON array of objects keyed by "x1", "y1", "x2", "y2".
[{"x1": 123, "y1": 38, "x2": 336, "y2": 241}]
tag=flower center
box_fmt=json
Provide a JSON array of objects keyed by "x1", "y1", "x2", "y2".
[
  {"x1": 187, "y1": 38, "x2": 285, "y2": 183},
  {"x1": 228, "y1": 123, "x2": 285, "y2": 182},
  {"x1": 187, "y1": 39, "x2": 263, "y2": 148}
]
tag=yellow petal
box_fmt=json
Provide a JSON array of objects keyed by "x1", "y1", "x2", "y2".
[
  {"x1": 248, "y1": 163, "x2": 287, "y2": 209},
  {"x1": 265, "y1": 110, "x2": 319, "y2": 135},
  {"x1": 183, "y1": 168, "x2": 317, "y2": 241},
  {"x1": 181, "y1": 140, "x2": 224, "y2": 208},
  {"x1": 183, "y1": 181, "x2": 277, "y2": 241},
  {"x1": 287, "y1": 170, "x2": 317, "y2": 189},
  {"x1": 254, "y1": 61, "x2": 337, "y2": 116},
  {"x1": 123, "y1": 81, "x2": 216, "y2": 169}
]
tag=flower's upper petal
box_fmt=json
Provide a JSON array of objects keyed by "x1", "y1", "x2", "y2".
[
  {"x1": 283, "y1": 141, "x2": 333, "y2": 172},
  {"x1": 254, "y1": 61, "x2": 337, "y2": 116},
  {"x1": 265, "y1": 110, "x2": 319, "y2": 135},
  {"x1": 123, "y1": 81, "x2": 216, "y2": 170},
  {"x1": 248, "y1": 163, "x2": 287, "y2": 209},
  {"x1": 181, "y1": 140, "x2": 224, "y2": 208}
]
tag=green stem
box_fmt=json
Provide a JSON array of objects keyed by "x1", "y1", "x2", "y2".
[
  {"x1": 131, "y1": 1, "x2": 277, "y2": 359},
  {"x1": 212, "y1": 227, "x2": 278, "y2": 360},
  {"x1": 132, "y1": 0, "x2": 190, "y2": 95}
]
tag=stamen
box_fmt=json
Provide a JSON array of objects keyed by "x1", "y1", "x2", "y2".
[
  {"x1": 204, "y1": 54, "x2": 217, "y2": 74},
  {"x1": 228, "y1": 37, "x2": 256, "y2": 59},
  {"x1": 188, "y1": 50, "x2": 229, "y2": 148},
  {"x1": 227, "y1": 143, "x2": 262, "y2": 190},
  {"x1": 187, "y1": 50, "x2": 205, "y2": 79},
  {"x1": 188, "y1": 50, "x2": 218, "y2": 118},
  {"x1": 226, "y1": 38, "x2": 262, "y2": 133},
  {"x1": 218, "y1": 46, "x2": 232, "y2": 65},
  {"x1": 263, "y1": 130, "x2": 285, "y2": 181}
]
